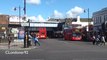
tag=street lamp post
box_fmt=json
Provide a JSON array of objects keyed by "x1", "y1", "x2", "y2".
[
  {"x1": 84, "y1": 8, "x2": 90, "y2": 41},
  {"x1": 88, "y1": 8, "x2": 90, "y2": 31},
  {"x1": 13, "y1": 6, "x2": 22, "y2": 24},
  {"x1": 87, "y1": 8, "x2": 90, "y2": 41},
  {"x1": 19, "y1": 6, "x2": 21, "y2": 23},
  {"x1": 84, "y1": 8, "x2": 90, "y2": 31}
]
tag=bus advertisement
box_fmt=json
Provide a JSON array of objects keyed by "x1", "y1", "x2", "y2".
[{"x1": 63, "y1": 28, "x2": 82, "y2": 41}]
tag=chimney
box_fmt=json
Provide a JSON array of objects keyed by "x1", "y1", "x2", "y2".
[{"x1": 77, "y1": 16, "x2": 80, "y2": 22}]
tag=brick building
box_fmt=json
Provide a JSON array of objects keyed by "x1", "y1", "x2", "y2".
[
  {"x1": 0, "y1": 15, "x2": 9, "y2": 32},
  {"x1": 0, "y1": 15, "x2": 9, "y2": 42}
]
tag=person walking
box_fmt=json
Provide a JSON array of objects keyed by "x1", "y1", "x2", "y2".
[
  {"x1": 8, "y1": 34, "x2": 12, "y2": 49},
  {"x1": 34, "y1": 36, "x2": 40, "y2": 46},
  {"x1": 101, "y1": 34, "x2": 106, "y2": 45},
  {"x1": 92, "y1": 35, "x2": 96, "y2": 45},
  {"x1": 95, "y1": 33, "x2": 100, "y2": 45},
  {"x1": 32, "y1": 35, "x2": 40, "y2": 46}
]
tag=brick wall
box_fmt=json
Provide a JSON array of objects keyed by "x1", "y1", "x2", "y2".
[{"x1": 0, "y1": 15, "x2": 9, "y2": 24}]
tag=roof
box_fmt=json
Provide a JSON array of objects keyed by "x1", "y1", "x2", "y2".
[{"x1": 80, "y1": 18, "x2": 92, "y2": 22}]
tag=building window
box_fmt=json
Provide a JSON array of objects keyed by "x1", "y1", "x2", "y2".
[
  {"x1": 104, "y1": 15, "x2": 106, "y2": 21},
  {"x1": 104, "y1": 15, "x2": 107, "y2": 21},
  {"x1": 96, "y1": 17, "x2": 98, "y2": 24},
  {"x1": 100, "y1": 16, "x2": 101, "y2": 23},
  {"x1": 94, "y1": 17, "x2": 97, "y2": 24}
]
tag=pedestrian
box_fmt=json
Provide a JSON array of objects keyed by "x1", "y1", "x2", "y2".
[
  {"x1": 8, "y1": 34, "x2": 12, "y2": 49},
  {"x1": 100, "y1": 34, "x2": 106, "y2": 45},
  {"x1": 96, "y1": 34, "x2": 101, "y2": 45},
  {"x1": 32, "y1": 35, "x2": 40, "y2": 46},
  {"x1": 28, "y1": 34, "x2": 32, "y2": 46},
  {"x1": 92, "y1": 35, "x2": 96, "y2": 45}
]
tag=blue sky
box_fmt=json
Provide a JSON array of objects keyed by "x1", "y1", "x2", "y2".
[{"x1": 0, "y1": 0, "x2": 107, "y2": 21}]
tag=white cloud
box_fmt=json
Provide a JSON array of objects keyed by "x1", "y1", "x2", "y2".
[
  {"x1": 51, "y1": 6, "x2": 84, "y2": 19},
  {"x1": 37, "y1": 15, "x2": 46, "y2": 22},
  {"x1": 66, "y1": 6, "x2": 84, "y2": 18},
  {"x1": 52, "y1": 10, "x2": 63, "y2": 18},
  {"x1": 26, "y1": 0, "x2": 41, "y2": 5},
  {"x1": 27, "y1": 15, "x2": 46, "y2": 22},
  {"x1": 27, "y1": 16, "x2": 36, "y2": 21}
]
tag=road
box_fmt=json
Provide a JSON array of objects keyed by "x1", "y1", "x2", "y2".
[{"x1": 0, "y1": 38, "x2": 107, "y2": 60}]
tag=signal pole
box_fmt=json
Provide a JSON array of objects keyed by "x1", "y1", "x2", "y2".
[
  {"x1": 23, "y1": 0, "x2": 28, "y2": 48},
  {"x1": 24, "y1": 0, "x2": 26, "y2": 16}
]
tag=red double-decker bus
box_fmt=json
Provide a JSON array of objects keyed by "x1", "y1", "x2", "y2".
[
  {"x1": 63, "y1": 28, "x2": 82, "y2": 41},
  {"x1": 37, "y1": 27, "x2": 47, "y2": 39}
]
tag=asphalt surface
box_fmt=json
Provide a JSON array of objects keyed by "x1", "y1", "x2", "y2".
[{"x1": 0, "y1": 38, "x2": 107, "y2": 60}]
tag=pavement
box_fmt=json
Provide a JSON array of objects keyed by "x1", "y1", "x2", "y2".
[
  {"x1": 0, "y1": 38, "x2": 107, "y2": 60},
  {"x1": 0, "y1": 40, "x2": 37, "y2": 50}
]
